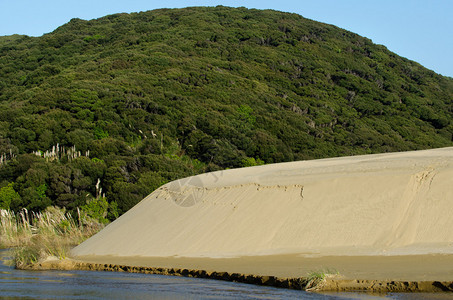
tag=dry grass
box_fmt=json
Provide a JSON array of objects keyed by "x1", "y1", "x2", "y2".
[{"x1": 0, "y1": 206, "x2": 103, "y2": 268}]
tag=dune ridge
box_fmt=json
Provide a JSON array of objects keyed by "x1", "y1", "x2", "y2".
[{"x1": 72, "y1": 147, "x2": 453, "y2": 261}]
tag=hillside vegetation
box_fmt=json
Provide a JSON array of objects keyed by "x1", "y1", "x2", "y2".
[{"x1": 1, "y1": 6, "x2": 453, "y2": 216}]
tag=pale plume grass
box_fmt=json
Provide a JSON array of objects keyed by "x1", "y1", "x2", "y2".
[
  {"x1": 0, "y1": 206, "x2": 103, "y2": 268},
  {"x1": 33, "y1": 144, "x2": 90, "y2": 162},
  {"x1": 0, "y1": 149, "x2": 16, "y2": 166}
]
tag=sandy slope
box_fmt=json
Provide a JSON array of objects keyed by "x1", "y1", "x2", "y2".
[{"x1": 72, "y1": 147, "x2": 453, "y2": 279}]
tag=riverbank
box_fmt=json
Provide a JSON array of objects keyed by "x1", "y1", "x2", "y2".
[
  {"x1": 29, "y1": 256, "x2": 453, "y2": 293},
  {"x1": 1, "y1": 250, "x2": 306, "y2": 300},
  {"x1": 67, "y1": 253, "x2": 453, "y2": 281}
]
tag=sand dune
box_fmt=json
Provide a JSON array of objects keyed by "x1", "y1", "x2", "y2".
[
  {"x1": 71, "y1": 147, "x2": 453, "y2": 280},
  {"x1": 72, "y1": 147, "x2": 453, "y2": 258}
]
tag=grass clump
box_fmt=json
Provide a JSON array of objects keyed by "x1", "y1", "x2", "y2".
[
  {"x1": 305, "y1": 268, "x2": 339, "y2": 291},
  {"x1": 0, "y1": 206, "x2": 103, "y2": 268}
]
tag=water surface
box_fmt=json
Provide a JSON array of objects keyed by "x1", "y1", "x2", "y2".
[
  {"x1": 0, "y1": 250, "x2": 333, "y2": 299},
  {"x1": 1, "y1": 250, "x2": 451, "y2": 299}
]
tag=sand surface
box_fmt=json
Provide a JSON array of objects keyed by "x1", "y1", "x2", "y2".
[
  {"x1": 73, "y1": 254, "x2": 453, "y2": 281},
  {"x1": 72, "y1": 147, "x2": 453, "y2": 280}
]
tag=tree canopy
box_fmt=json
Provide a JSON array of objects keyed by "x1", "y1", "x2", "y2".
[{"x1": 1, "y1": 6, "x2": 452, "y2": 216}]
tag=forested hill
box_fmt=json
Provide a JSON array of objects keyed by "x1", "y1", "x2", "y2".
[{"x1": 1, "y1": 6, "x2": 453, "y2": 216}]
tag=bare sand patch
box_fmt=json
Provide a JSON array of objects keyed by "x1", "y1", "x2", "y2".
[{"x1": 71, "y1": 253, "x2": 453, "y2": 281}]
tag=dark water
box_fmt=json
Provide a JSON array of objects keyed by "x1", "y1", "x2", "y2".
[{"x1": 0, "y1": 250, "x2": 451, "y2": 300}]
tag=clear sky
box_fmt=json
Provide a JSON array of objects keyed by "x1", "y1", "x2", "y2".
[{"x1": 1, "y1": 0, "x2": 452, "y2": 78}]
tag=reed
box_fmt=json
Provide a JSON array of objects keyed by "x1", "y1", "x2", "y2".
[{"x1": 0, "y1": 206, "x2": 103, "y2": 268}]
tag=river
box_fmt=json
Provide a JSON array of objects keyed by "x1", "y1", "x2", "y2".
[{"x1": 1, "y1": 250, "x2": 451, "y2": 299}]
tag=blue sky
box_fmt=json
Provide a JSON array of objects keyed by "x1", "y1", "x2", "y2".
[{"x1": 1, "y1": 0, "x2": 452, "y2": 78}]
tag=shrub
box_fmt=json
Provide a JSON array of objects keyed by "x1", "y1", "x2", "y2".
[{"x1": 0, "y1": 183, "x2": 21, "y2": 209}]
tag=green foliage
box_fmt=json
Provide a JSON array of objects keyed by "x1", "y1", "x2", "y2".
[
  {"x1": 0, "y1": 183, "x2": 21, "y2": 209},
  {"x1": 242, "y1": 157, "x2": 264, "y2": 167},
  {"x1": 81, "y1": 196, "x2": 110, "y2": 224},
  {"x1": 237, "y1": 104, "x2": 256, "y2": 126},
  {"x1": 305, "y1": 268, "x2": 339, "y2": 291},
  {"x1": 0, "y1": 6, "x2": 453, "y2": 218},
  {"x1": 93, "y1": 127, "x2": 109, "y2": 140},
  {"x1": 83, "y1": 34, "x2": 105, "y2": 42},
  {"x1": 21, "y1": 184, "x2": 51, "y2": 211},
  {"x1": 107, "y1": 200, "x2": 119, "y2": 220}
]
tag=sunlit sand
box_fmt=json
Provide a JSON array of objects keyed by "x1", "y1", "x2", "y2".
[{"x1": 72, "y1": 147, "x2": 453, "y2": 281}]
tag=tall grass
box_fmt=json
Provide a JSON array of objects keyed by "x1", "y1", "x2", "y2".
[{"x1": 0, "y1": 206, "x2": 103, "y2": 268}]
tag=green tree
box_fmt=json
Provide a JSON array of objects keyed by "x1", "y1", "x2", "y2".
[
  {"x1": 0, "y1": 183, "x2": 21, "y2": 209},
  {"x1": 81, "y1": 196, "x2": 109, "y2": 224}
]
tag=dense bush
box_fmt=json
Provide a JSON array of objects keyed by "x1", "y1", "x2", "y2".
[{"x1": 1, "y1": 6, "x2": 453, "y2": 217}]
